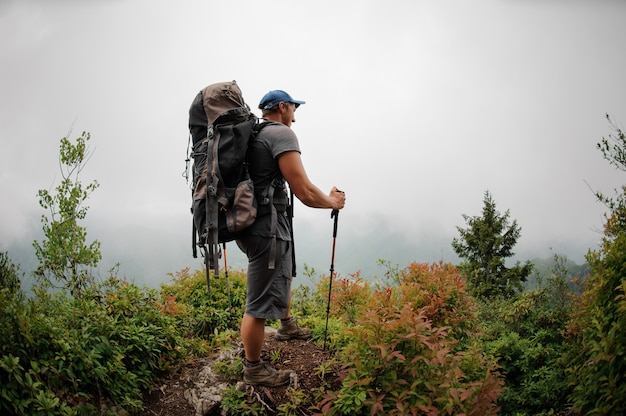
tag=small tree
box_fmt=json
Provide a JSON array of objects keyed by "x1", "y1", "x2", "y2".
[
  {"x1": 452, "y1": 190, "x2": 531, "y2": 299},
  {"x1": 33, "y1": 131, "x2": 101, "y2": 297}
]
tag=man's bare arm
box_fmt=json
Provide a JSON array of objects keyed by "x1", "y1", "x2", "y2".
[{"x1": 278, "y1": 151, "x2": 345, "y2": 211}]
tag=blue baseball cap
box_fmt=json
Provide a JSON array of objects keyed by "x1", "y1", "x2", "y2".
[{"x1": 258, "y1": 90, "x2": 305, "y2": 110}]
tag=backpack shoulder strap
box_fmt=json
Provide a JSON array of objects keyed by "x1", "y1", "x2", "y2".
[
  {"x1": 252, "y1": 119, "x2": 282, "y2": 135},
  {"x1": 247, "y1": 119, "x2": 292, "y2": 270}
]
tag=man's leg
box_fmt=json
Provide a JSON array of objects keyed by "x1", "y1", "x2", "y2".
[
  {"x1": 240, "y1": 238, "x2": 293, "y2": 386},
  {"x1": 241, "y1": 313, "x2": 265, "y2": 361},
  {"x1": 276, "y1": 285, "x2": 312, "y2": 341},
  {"x1": 283, "y1": 289, "x2": 292, "y2": 320},
  {"x1": 241, "y1": 312, "x2": 293, "y2": 386}
]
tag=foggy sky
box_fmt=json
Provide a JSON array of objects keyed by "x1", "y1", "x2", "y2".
[{"x1": 1, "y1": 0, "x2": 625, "y2": 285}]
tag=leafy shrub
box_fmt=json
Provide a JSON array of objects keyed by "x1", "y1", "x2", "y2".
[
  {"x1": 0, "y1": 251, "x2": 21, "y2": 294},
  {"x1": 1, "y1": 277, "x2": 183, "y2": 415},
  {"x1": 160, "y1": 267, "x2": 247, "y2": 341},
  {"x1": 276, "y1": 387, "x2": 307, "y2": 416},
  {"x1": 221, "y1": 384, "x2": 267, "y2": 416},
  {"x1": 290, "y1": 264, "x2": 322, "y2": 318},
  {"x1": 318, "y1": 262, "x2": 503, "y2": 415},
  {"x1": 564, "y1": 117, "x2": 626, "y2": 415},
  {"x1": 397, "y1": 262, "x2": 480, "y2": 349},
  {"x1": 1, "y1": 287, "x2": 76, "y2": 415},
  {"x1": 318, "y1": 272, "x2": 370, "y2": 325},
  {"x1": 479, "y1": 260, "x2": 577, "y2": 415},
  {"x1": 310, "y1": 272, "x2": 369, "y2": 350},
  {"x1": 566, "y1": 210, "x2": 626, "y2": 415}
]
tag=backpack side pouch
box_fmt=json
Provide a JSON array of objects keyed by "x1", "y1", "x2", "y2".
[{"x1": 222, "y1": 178, "x2": 257, "y2": 239}]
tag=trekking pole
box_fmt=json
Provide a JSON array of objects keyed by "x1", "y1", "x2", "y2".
[
  {"x1": 202, "y1": 246, "x2": 211, "y2": 298},
  {"x1": 289, "y1": 190, "x2": 297, "y2": 278},
  {"x1": 223, "y1": 242, "x2": 232, "y2": 321},
  {"x1": 323, "y1": 208, "x2": 340, "y2": 351}
]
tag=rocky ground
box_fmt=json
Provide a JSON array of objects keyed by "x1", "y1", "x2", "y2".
[{"x1": 140, "y1": 328, "x2": 338, "y2": 416}]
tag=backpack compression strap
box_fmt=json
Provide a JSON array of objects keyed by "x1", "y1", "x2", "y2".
[
  {"x1": 206, "y1": 126, "x2": 220, "y2": 283},
  {"x1": 251, "y1": 121, "x2": 290, "y2": 270},
  {"x1": 260, "y1": 178, "x2": 289, "y2": 270},
  {"x1": 267, "y1": 184, "x2": 277, "y2": 269}
]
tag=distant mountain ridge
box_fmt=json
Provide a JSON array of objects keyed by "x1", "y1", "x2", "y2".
[{"x1": 5, "y1": 219, "x2": 591, "y2": 296}]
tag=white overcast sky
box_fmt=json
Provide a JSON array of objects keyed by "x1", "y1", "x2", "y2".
[{"x1": 1, "y1": 0, "x2": 625, "y2": 283}]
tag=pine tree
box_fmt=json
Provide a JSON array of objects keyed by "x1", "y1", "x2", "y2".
[{"x1": 452, "y1": 190, "x2": 531, "y2": 299}]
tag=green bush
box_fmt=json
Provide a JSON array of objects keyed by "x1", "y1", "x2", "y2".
[
  {"x1": 565, "y1": 117, "x2": 626, "y2": 415},
  {"x1": 309, "y1": 272, "x2": 369, "y2": 351},
  {"x1": 1, "y1": 287, "x2": 75, "y2": 415},
  {"x1": 567, "y1": 212, "x2": 626, "y2": 415},
  {"x1": 221, "y1": 384, "x2": 267, "y2": 415},
  {"x1": 160, "y1": 267, "x2": 247, "y2": 341},
  {"x1": 480, "y1": 285, "x2": 575, "y2": 415},
  {"x1": 0, "y1": 261, "x2": 281, "y2": 415},
  {"x1": 0, "y1": 277, "x2": 183, "y2": 415},
  {"x1": 0, "y1": 251, "x2": 21, "y2": 294}
]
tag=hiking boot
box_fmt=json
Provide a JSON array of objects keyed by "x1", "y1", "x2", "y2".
[
  {"x1": 275, "y1": 316, "x2": 312, "y2": 341},
  {"x1": 243, "y1": 360, "x2": 293, "y2": 387}
]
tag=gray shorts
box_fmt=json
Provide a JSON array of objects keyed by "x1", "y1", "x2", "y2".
[{"x1": 236, "y1": 236, "x2": 293, "y2": 319}]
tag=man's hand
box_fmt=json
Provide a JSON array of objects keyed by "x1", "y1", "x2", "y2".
[{"x1": 330, "y1": 187, "x2": 346, "y2": 211}]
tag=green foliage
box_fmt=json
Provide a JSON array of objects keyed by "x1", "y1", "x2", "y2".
[
  {"x1": 11, "y1": 118, "x2": 626, "y2": 416},
  {"x1": 318, "y1": 262, "x2": 503, "y2": 415},
  {"x1": 525, "y1": 254, "x2": 590, "y2": 293},
  {"x1": 32, "y1": 132, "x2": 101, "y2": 297},
  {"x1": 0, "y1": 276, "x2": 183, "y2": 415},
  {"x1": 160, "y1": 266, "x2": 247, "y2": 340},
  {"x1": 11, "y1": 126, "x2": 619, "y2": 415},
  {"x1": 480, "y1": 264, "x2": 576, "y2": 415},
  {"x1": 221, "y1": 385, "x2": 267, "y2": 416},
  {"x1": 291, "y1": 282, "x2": 316, "y2": 317},
  {"x1": 269, "y1": 348, "x2": 282, "y2": 364},
  {"x1": 452, "y1": 190, "x2": 532, "y2": 299},
  {"x1": 565, "y1": 115, "x2": 626, "y2": 415},
  {"x1": 212, "y1": 356, "x2": 243, "y2": 380},
  {"x1": 0, "y1": 251, "x2": 22, "y2": 294},
  {"x1": 319, "y1": 272, "x2": 370, "y2": 326},
  {"x1": 312, "y1": 272, "x2": 368, "y2": 350},
  {"x1": 595, "y1": 114, "x2": 626, "y2": 214},
  {"x1": 276, "y1": 388, "x2": 307, "y2": 416}
]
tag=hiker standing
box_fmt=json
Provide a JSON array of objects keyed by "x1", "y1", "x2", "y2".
[{"x1": 238, "y1": 90, "x2": 346, "y2": 387}]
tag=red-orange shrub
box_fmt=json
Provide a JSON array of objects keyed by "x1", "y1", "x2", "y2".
[{"x1": 317, "y1": 262, "x2": 502, "y2": 415}]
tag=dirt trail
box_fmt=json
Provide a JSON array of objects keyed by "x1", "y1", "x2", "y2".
[{"x1": 141, "y1": 329, "x2": 338, "y2": 415}]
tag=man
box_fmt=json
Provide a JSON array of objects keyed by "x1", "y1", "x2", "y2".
[{"x1": 237, "y1": 90, "x2": 346, "y2": 387}]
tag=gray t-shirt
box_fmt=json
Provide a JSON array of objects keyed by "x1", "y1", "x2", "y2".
[{"x1": 244, "y1": 121, "x2": 301, "y2": 240}]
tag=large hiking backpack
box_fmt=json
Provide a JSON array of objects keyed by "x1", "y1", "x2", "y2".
[{"x1": 187, "y1": 81, "x2": 287, "y2": 296}]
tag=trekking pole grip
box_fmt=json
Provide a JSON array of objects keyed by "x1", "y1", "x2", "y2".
[{"x1": 331, "y1": 188, "x2": 342, "y2": 237}]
